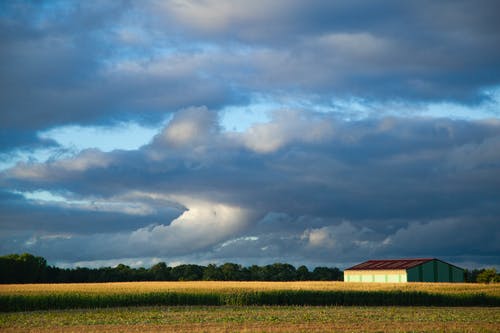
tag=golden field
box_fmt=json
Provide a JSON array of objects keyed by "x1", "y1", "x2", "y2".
[
  {"x1": 1, "y1": 282, "x2": 499, "y2": 332},
  {"x1": 1, "y1": 281, "x2": 499, "y2": 296}
]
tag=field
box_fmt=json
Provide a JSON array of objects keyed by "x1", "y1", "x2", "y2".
[
  {"x1": 1, "y1": 282, "x2": 499, "y2": 332},
  {"x1": 1, "y1": 306, "x2": 499, "y2": 332},
  {"x1": 1, "y1": 281, "x2": 499, "y2": 311},
  {"x1": 3, "y1": 281, "x2": 500, "y2": 295}
]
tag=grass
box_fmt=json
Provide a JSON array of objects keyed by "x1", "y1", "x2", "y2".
[
  {"x1": 1, "y1": 306, "x2": 499, "y2": 332},
  {"x1": 1, "y1": 281, "x2": 499, "y2": 311}
]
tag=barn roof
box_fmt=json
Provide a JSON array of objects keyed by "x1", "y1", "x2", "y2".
[{"x1": 345, "y1": 258, "x2": 434, "y2": 270}]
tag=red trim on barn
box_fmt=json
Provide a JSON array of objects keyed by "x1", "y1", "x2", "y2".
[{"x1": 345, "y1": 258, "x2": 435, "y2": 270}]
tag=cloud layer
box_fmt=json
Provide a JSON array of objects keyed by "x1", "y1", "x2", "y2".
[
  {"x1": 2, "y1": 1, "x2": 500, "y2": 134},
  {"x1": 1, "y1": 1, "x2": 500, "y2": 268},
  {"x1": 2, "y1": 108, "x2": 499, "y2": 267}
]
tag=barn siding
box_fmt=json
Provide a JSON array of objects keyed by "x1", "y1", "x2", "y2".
[
  {"x1": 408, "y1": 260, "x2": 462, "y2": 282},
  {"x1": 437, "y1": 260, "x2": 450, "y2": 282},
  {"x1": 344, "y1": 270, "x2": 407, "y2": 283},
  {"x1": 452, "y1": 265, "x2": 465, "y2": 282},
  {"x1": 421, "y1": 261, "x2": 435, "y2": 281},
  {"x1": 406, "y1": 266, "x2": 420, "y2": 282}
]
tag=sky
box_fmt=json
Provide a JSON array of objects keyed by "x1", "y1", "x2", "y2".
[{"x1": 1, "y1": 0, "x2": 500, "y2": 270}]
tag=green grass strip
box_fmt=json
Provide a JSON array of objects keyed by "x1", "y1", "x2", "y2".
[{"x1": 1, "y1": 290, "x2": 498, "y2": 312}]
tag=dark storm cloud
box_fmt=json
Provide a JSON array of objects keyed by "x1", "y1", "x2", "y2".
[
  {"x1": 1, "y1": 109, "x2": 499, "y2": 266},
  {"x1": 160, "y1": 0, "x2": 500, "y2": 102},
  {"x1": 0, "y1": 190, "x2": 181, "y2": 236},
  {"x1": 0, "y1": 129, "x2": 58, "y2": 151},
  {"x1": 0, "y1": 1, "x2": 234, "y2": 134}
]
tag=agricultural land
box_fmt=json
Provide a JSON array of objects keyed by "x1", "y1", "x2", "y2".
[{"x1": 1, "y1": 281, "x2": 499, "y2": 332}]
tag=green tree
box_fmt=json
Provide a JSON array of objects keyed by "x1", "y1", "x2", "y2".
[
  {"x1": 0, "y1": 253, "x2": 47, "y2": 283},
  {"x1": 171, "y1": 264, "x2": 204, "y2": 281},
  {"x1": 476, "y1": 268, "x2": 499, "y2": 283},
  {"x1": 203, "y1": 264, "x2": 223, "y2": 280},
  {"x1": 0, "y1": 253, "x2": 348, "y2": 283},
  {"x1": 220, "y1": 263, "x2": 243, "y2": 281},
  {"x1": 246, "y1": 265, "x2": 264, "y2": 281},
  {"x1": 311, "y1": 267, "x2": 342, "y2": 281},
  {"x1": 150, "y1": 262, "x2": 171, "y2": 281},
  {"x1": 464, "y1": 269, "x2": 483, "y2": 283},
  {"x1": 267, "y1": 263, "x2": 297, "y2": 281},
  {"x1": 297, "y1": 265, "x2": 310, "y2": 281}
]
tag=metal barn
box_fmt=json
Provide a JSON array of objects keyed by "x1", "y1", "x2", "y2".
[{"x1": 344, "y1": 258, "x2": 464, "y2": 283}]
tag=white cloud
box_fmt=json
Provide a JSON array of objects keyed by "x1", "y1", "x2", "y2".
[
  {"x1": 303, "y1": 221, "x2": 377, "y2": 253},
  {"x1": 55, "y1": 149, "x2": 112, "y2": 171},
  {"x1": 125, "y1": 196, "x2": 258, "y2": 254},
  {"x1": 5, "y1": 195, "x2": 261, "y2": 260},
  {"x1": 145, "y1": 106, "x2": 223, "y2": 162},
  {"x1": 315, "y1": 33, "x2": 391, "y2": 61},
  {"x1": 162, "y1": 0, "x2": 286, "y2": 33},
  {"x1": 160, "y1": 106, "x2": 218, "y2": 146},
  {"x1": 15, "y1": 190, "x2": 160, "y2": 216},
  {"x1": 5, "y1": 148, "x2": 112, "y2": 181},
  {"x1": 152, "y1": 107, "x2": 335, "y2": 154},
  {"x1": 234, "y1": 109, "x2": 334, "y2": 153}
]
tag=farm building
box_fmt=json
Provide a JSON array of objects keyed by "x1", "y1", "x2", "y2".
[{"x1": 344, "y1": 258, "x2": 464, "y2": 283}]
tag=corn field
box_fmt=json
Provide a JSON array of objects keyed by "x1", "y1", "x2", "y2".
[{"x1": 1, "y1": 281, "x2": 498, "y2": 311}]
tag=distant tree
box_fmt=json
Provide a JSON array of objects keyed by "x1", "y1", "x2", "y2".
[
  {"x1": 0, "y1": 253, "x2": 349, "y2": 283},
  {"x1": 311, "y1": 267, "x2": 342, "y2": 281},
  {"x1": 220, "y1": 263, "x2": 244, "y2": 281},
  {"x1": 297, "y1": 265, "x2": 310, "y2": 281},
  {"x1": 134, "y1": 267, "x2": 150, "y2": 281},
  {"x1": 203, "y1": 264, "x2": 223, "y2": 280},
  {"x1": 114, "y1": 264, "x2": 133, "y2": 281},
  {"x1": 476, "y1": 268, "x2": 499, "y2": 283},
  {"x1": 171, "y1": 264, "x2": 204, "y2": 281},
  {"x1": 72, "y1": 267, "x2": 91, "y2": 283},
  {"x1": 150, "y1": 262, "x2": 171, "y2": 281},
  {"x1": 464, "y1": 269, "x2": 483, "y2": 283},
  {"x1": 246, "y1": 265, "x2": 264, "y2": 281},
  {"x1": 0, "y1": 253, "x2": 47, "y2": 283},
  {"x1": 266, "y1": 263, "x2": 297, "y2": 281}
]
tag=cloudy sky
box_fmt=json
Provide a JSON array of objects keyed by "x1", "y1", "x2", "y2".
[{"x1": 1, "y1": 1, "x2": 499, "y2": 269}]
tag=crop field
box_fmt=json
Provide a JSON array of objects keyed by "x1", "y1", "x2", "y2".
[
  {"x1": 1, "y1": 281, "x2": 499, "y2": 311},
  {"x1": 3, "y1": 281, "x2": 500, "y2": 295},
  {"x1": 1, "y1": 282, "x2": 499, "y2": 332},
  {"x1": 1, "y1": 305, "x2": 499, "y2": 332}
]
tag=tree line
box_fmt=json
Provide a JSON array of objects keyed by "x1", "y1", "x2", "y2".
[
  {"x1": 1, "y1": 253, "x2": 498, "y2": 284},
  {"x1": 0, "y1": 253, "x2": 342, "y2": 283}
]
